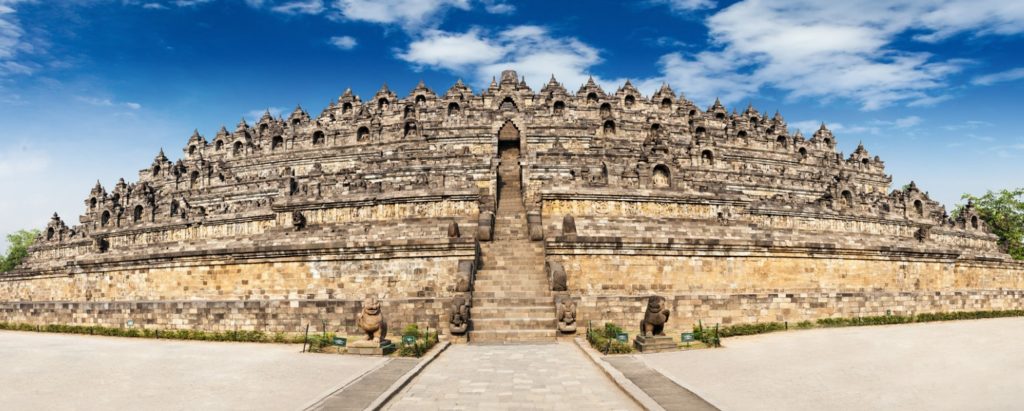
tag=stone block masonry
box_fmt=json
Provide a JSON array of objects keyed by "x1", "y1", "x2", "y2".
[{"x1": 3, "y1": 69, "x2": 1022, "y2": 336}]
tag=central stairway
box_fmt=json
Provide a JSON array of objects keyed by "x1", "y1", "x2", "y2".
[{"x1": 469, "y1": 147, "x2": 557, "y2": 343}]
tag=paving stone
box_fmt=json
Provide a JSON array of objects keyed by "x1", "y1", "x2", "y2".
[{"x1": 385, "y1": 343, "x2": 639, "y2": 410}]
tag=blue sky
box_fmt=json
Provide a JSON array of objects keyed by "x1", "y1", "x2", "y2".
[{"x1": 1, "y1": 0, "x2": 1023, "y2": 246}]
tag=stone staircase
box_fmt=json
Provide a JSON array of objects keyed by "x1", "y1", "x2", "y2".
[{"x1": 469, "y1": 148, "x2": 556, "y2": 343}]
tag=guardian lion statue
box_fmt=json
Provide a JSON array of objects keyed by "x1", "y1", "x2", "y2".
[
  {"x1": 356, "y1": 296, "x2": 388, "y2": 343},
  {"x1": 640, "y1": 296, "x2": 671, "y2": 336}
]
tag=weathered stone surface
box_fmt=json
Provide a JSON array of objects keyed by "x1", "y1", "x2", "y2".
[{"x1": 2, "y1": 70, "x2": 1022, "y2": 336}]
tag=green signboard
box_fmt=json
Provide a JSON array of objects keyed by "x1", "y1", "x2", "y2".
[
  {"x1": 333, "y1": 337, "x2": 347, "y2": 347},
  {"x1": 402, "y1": 335, "x2": 416, "y2": 346},
  {"x1": 616, "y1": 332, "x2": 628, "y2": 343},
  {"x1": 681, "y1": 332, "x2": 695, "y2": 342}
]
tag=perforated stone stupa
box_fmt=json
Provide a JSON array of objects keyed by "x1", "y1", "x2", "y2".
[{"x1": 2, "y1": 70, "x2": 1021, "y2": 342}]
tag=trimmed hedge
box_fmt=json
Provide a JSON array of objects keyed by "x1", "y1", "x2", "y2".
[
  {"x1": 694, "y1": 309, "x2": 1024, "y2": 340},
  {"x1": 0, "y1": 322, "x2": 306, "y2": 344}
]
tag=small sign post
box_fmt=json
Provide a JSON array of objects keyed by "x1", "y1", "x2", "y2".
[
  {"x1": 333, "y1": 337, "x2": 347, "y2": 347},
  {"x1": 126, "y1": 320, "x2": 134, "y2": 328},
  {"x1": 682, "y1": 332, "x2": 694, "y2": 348},
  {"x1": 616, "y1": 332, "x2": 628, "y2": 343},
  {"x1": 402, "y1": 335, "x2": 416, "y2": 346}
]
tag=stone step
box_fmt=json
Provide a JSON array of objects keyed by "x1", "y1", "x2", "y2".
[
  {"x1": 473, "y1": 285, "x2": 549, "y2": 293},
  {"x1": 471, "y1": 296, "x2": 555, "y2": 307},
  {"x1": 471, "y1": 305, "x2": 554, "y2": 317},
  {"x1": 472, "y1": 290, "x2": 553, "y2": 299},
  {"x1": 471, "y1": 317, "x2": 557, "y2": 330},
  {"x1": 468, "y1": 329, "x2": 557, "y2": 344}
]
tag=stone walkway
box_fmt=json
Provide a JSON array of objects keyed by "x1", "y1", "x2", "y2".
[
  {"x1": 0, "y1": 330, "x2": 385, "y2": 411},
  {"x1": 310, "y1": 358, "x2": 418, "y2": 411},
  {"x1": 385, "y1": 342, "x2": 640, "y2": 410},
  {"x1": 604, "y1": 356, "x2": 717, "y2": 411},
  {"x1": 641, "y1": 317, "x2": 1024, "y2": 411}
]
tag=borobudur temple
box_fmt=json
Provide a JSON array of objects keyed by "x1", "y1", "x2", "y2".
[{"x1": 3, "y1": 70, "x2": 1022, "y2": 343}]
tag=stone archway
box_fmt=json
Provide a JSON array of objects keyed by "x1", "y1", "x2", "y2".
[{"x1": 495, "y1": 120, "x2": 524, "y2": 221}]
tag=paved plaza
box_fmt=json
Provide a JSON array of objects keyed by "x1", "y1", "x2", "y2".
[
  {"x1": 642, "y1": 317, "x2": 1024, "y2": 411},
  {"x1": 0, "y1": 330, "x2": 385, "y2": 411},
  {"x1": 384, "y1": 342, "x2": 640, "y2": 410}
]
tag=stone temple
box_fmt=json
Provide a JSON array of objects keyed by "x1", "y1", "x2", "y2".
[{"x1": 2, "y1": 70, "x2": 1022, "y2": 343}]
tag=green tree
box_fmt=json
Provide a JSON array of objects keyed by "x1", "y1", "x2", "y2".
[
  {"x1": 0, "y1": 230, "x2": 40, "y2": 272},
  {"x1": 956, "y1": 189, "x2": 1024, "y2": 260}
]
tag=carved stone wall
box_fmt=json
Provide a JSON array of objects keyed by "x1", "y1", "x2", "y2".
[{"x1": 2, "y1": 70, "x2": 1021, "y2": 333}]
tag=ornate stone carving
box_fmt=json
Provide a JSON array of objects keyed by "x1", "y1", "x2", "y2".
[
  {"x1": 640, "y1": 296, "x2": 671, "y2": 337},
  {"x1": 449, "y1": 294, "x2": 471, "y2": 335},
  {"x1": 291, "y1": 211, "x2": 306, "y2": 231},
  {"x1": 556, "y1": 296, "x2": 577, "y2": 333},
  {"x1": 356, "y1": 296, "x2": 388, "y2": 343}
]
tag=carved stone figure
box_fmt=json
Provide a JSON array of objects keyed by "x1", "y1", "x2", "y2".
[
  {"x1": 448, "y1": 221, "x2": 460, "y2": 238},
  {"x1": 449, "y1": 294, "x2": 470, "y2": 335},
  {"x1": 556, "y1": 296, "x2": 577, "y2": 333},
  {"x1": 291, "y1": 211, "x2": 306, "y2": 231},
  {"x1": 640, "y1": 296, "x2": 671, "y2": 337},
  {"x1": 356, "y1": 296, "x2": 388, "y2": 343}
]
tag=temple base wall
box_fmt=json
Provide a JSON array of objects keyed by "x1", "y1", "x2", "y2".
[{"x1": 572, "y1": 290, "x2": 1024, "y2": 333}]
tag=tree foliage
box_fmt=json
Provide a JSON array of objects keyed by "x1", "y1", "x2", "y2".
[
  {"x1": 957, "y1": 189, "x2": 1024, "y2": 260},
  {"x1": 0, "y1": 230, "x2": 40, "y2": 272}
]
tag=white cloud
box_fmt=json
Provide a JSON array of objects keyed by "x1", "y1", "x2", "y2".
[
  {"x1": 174, "y1": 0, "x2": 215, "y2": 6},
  {"x1": 332, "y1": 0, "x2": 470, "y2": 30},
  {"x1": 635, "y1": 0, "x2": 1024, "y2": 110},
  {"x1": 971, "y1": 67, "x2": 1024, "y2": 86},
  {"x1": 271, "y1": 0, "x2": 325, "y2": 15},
  {"x1": 398, "y1": 28, "x2": 508, "y2": 72},
  {"x1": 328, "y1": 35, "x2": 357, "y2": 50},
  {"x1": 142, "y1": 3, "x2": 167, "y2": 9},
  {"x1": 0, "y1": 0, "x2": 31, "y2": 76},
  {"x1": 76, "y1": 96, "x2": 142, "y2": 110},
  {"x1": 651, "y1": 0, "x2": 717, "y2": 12},
  {"x1": 398, "y1": 25, "x2": 605, "y2": 92},
  {"x1": 894, "y1": 115, "x2": 922, "y2": 128},
  {"x1": 481, "y1": 0, "x2": 514, "y2": 14}
]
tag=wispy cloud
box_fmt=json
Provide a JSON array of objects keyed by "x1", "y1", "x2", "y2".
[
  {"x1": 971, "y1": 67, "x2": 1024, "y2": 86},
  {"x1": 271, "y1": 0, "x2": 325, "y2": 15},
  {"x1": 332, "y1": 0, "x2": 470, "y2": 31},
  {"x1": 398, "y1": 25, "x2": 604, "y2": 92},
  {"x1": 649, "y1": 0, "x2": 717, "y2": 12},
  {"x1": 173, "y1": 0, "x2": 215, "y2": 6},
  {"x1": 328, "y1": 35, "x2": 357, "y2": 50},
  {"x1": 75, "y1": 96, "x2": 142, "y2": 110},
  {"x1": 481, "y1": 0, "x2": 514, "y2": 14},
  {"x1": 245, "y1": 107, "x2": 285, "y2": 123}
]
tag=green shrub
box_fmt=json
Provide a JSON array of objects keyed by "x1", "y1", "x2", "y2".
[
  {"x1": 795, "y1": 320, "x2": 815, "y2": 329},
  {"x1": 817, "y1": 314, "x2": 913, "y2": 328},
  {"x1": 692, "y1": 321, "x2": 721, "y2": 347},
  {"x1": 718, "y1": 322, "x2": 786, "y2": 337},
  {"x1": 585, "y1": 322, "x2": 634, "y2": 354},
  {"x1": 397, "y1": 324, "x2": 438, "y2": 357}
]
